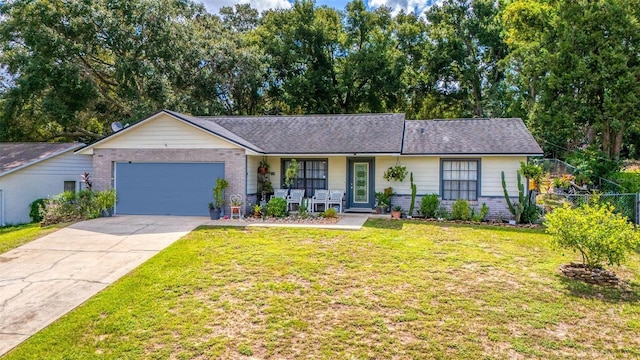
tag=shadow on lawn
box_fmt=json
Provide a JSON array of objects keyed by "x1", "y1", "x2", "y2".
[
  {"x1": 395, "y1": 219, "x2": 546, "y2": 234},
  {"x1": 556, "y1": 275, "x2": 639, "y2": 303},
  {"x1": 363, "y1": 219, "x2": 404, "y2": 230}
]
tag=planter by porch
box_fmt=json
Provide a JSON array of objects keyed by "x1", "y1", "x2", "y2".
[
  {"x1": 210, "y1": 209, "x2": 221, "y2": 220},
  {"x1": 391, "y1": 210, "x2": 401, "y2": 219},
  {"x1": 100, "y1": 208, "x2": 114, "y2": 217}
]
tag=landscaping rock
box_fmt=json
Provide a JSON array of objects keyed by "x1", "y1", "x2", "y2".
[{"x1": 559, "y1": 263, "x2": 624, "y2": 287}]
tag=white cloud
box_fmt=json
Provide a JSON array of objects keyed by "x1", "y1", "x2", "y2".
[
  {"x1": 367, "y1": 0, "x2": 442, "y2": 16},
  {"x1": 199, "y1": 0, "x2": 292, "y2": 15}
]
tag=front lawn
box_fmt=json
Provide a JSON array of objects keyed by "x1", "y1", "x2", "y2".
[
  {"x1": 0, "y1": 223, "x2": 65, "y2": 254},
  {"x1": 5, "y1": 220, "x2": 640, "y2": 359}
]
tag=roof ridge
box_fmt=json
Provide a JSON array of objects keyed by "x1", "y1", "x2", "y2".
[{"x1": 196, "y1": 113, "x2": 405, "y2": 119}]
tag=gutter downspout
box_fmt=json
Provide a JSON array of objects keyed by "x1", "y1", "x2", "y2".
[{"x1": 0, "y1": 189, "x2": 5, "y2": 227}]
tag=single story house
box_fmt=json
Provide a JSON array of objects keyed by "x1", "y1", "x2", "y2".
[
  {"x1": 76, "y1": 110, "x2": 543, "y2": 218},
  {"x1": 0, "y1": 143, "x2": 92, "y2": 225}
]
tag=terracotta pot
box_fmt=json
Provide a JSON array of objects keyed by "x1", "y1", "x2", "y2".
[{"x1": 391, "y1": 210, "x2": 401, "y2": 219}]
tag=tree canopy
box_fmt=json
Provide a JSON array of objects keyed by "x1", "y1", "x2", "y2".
[{"x1": 0, "y1": 0, "x2": 638, "y2": 159}]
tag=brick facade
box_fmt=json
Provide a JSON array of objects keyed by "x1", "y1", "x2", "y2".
[
  {"x1": 391, "y1": 194, "x2": 515, "y2": 221},
  {"x1": 92, "y1": 148, "x2": 246, "y2": 214}
]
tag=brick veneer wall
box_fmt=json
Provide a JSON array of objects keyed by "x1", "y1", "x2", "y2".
[
  {"x1": 92, "y1": 148, "x2": 246, "y2": 214},
  {"x1": 391, "y1": 194, "x2": 516, "y2": 221}
]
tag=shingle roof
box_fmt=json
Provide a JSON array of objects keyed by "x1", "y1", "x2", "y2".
[
  {"x1": 164, "y1": 110, "x2": 264, "y2": 152},
  {"x1": 0, "y1": 143, "x2": 84, "y2": 176},
  {"x1": 402, "y1": 118, "x2": 543, "y2": 155},
  {"x1": 191, "y1": 113, "x2": 406, "y2": 154}
]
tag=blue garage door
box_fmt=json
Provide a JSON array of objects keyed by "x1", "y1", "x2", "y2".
[{"x1": 115, "y1": 162, "x2": 224, "y2": 216}]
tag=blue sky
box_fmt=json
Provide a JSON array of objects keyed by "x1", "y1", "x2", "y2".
[{"x1": 199, "y1": 0, "x2": 440, "y2": 16}]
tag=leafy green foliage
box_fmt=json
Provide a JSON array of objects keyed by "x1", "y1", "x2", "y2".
[
  {"x1": 545, "y1": 203, "x2": 639, "y2": 267},
  {"x1": 265, "y1": 197, "x2": 288, "y2": 218},
  {"x1": 519, "y1": 161, "x2": 543, "y2": 190},
  {"x1": 29, "y1": 198, "x2": 46, "y2": 223},
  {"x1": 610, "y1": 171, "x2": 640, "y2": 193},
  {"x1": 95, "y1": 189, "x2": 117, "y2": 213},
  {"x1": 422, "y1": 0, "x2": 508, "y2": 118},
  {"x1": 472, "y1": 203, "x2": 490, "y2": 222},
  {"x1": 213, "y1": 178, "x2": 229, "y2": 209},
  {"x1": 41, "y1": 189, "x2": 115, "y2": 225},
  {"x1": 284, "y1": 159, "x2": 299, "y2": 188},
  {"x1": 322, "y1": 207, "x2": 338, "y2": 218},
  {"x1": 503, "y1": 0, "x2": 640, "y2": 159},
  {"x1": 451, "y1": 199, "x2": 472, "y2": 221},
  {"x1": 383, "y1": 165, "x2": 408, "y2": 182},
  {"x1": 420, "y1": 194, "x2": 440, "y2": 218},
  {"x1": 566, "y1": 146, "x2": 622, "y2": 186}
]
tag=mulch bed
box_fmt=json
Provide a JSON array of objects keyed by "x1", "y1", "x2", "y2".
[
  {"x1": 406, "y1": 217, "x2": 542, "y2": 228},
  {"x1": 217, "y1": 215, "x2": 340, "y2": 224}
]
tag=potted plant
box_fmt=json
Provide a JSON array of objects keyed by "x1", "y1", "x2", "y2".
[
  {"x1": 391, "y1": 205, "x2": 402, "y2": 219},
  {"x1": 208, "y1": 202, "x2": 218, "y2": 220},
  {"x1": 260, "y1": 179, "x2": 274, "y2": 203},
  {"x1": 375, "y1": 191, "x2": 390, "y2": 214},
  {"x1": 284, "y1": 159, "x2": 299, "y2": 188},
  {"x1": 258, "y1": 159, "x2": 270, "y2": 174},
  {"x1": 230, "y1": 195, "x2": 243, "y2": 216},
  {"x1": 253, "y1": 204, "x2": 262, "y2": 218},
  {"x1": 211, "y1": 178, "x2": 228, "y2": 219},
  {"x1": 96, "y1": 189, "x2": 117, "y2": 217},
  {"x1": 383, "y1": 164, "x2": 408, "y2": 182}
]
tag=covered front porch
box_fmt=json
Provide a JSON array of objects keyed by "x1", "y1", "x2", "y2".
[{"x1": 248, "y1": 155, "x2": 410, "y2": 212}]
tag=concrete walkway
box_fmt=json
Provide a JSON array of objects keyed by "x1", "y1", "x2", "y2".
[{"x1": 0, "y1": 215, "x2": 207, "y2": 356}]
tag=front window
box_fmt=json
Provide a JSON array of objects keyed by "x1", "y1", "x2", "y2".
[
  {"x1": 64, "y1": 181, "x2": 76, "y2": 193},
  {"x1": 442, "y1": 160, "x2": 478, "y2": 201},
  {"x1": 282, "y1": 159, "x2": 327, "y2": 196}
]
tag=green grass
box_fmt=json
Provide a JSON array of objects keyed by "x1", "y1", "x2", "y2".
[
  {"x1": 0, "y1": 223, "x2": 66, "y2": 254},
  {"x1": 5, "y1": 220, "x2": 640, "y2": 359}
]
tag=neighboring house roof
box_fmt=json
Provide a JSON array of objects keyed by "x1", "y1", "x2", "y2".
[
  {"x1": 402, "y1": 118, "x2": 543, "y2": 155},
  {"x1": 194, "y1": 113, "x2": 406, "y2": 154},
  {"x1": 0, "y1": 142, "x2": 84, "y2": 177}
]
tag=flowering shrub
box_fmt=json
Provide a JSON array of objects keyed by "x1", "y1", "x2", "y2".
[{"x1": 545, "y1": 202, "x2": 639, "y2": 267}]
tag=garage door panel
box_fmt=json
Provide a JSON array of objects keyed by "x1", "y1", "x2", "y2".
[{"x1": 116, "y1": 162, "x2": 224, "y2": 216}]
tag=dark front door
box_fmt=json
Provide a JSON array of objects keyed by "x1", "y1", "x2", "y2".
[{"x1": 347, "y1": 158, "x2": 375, "y2": 209}]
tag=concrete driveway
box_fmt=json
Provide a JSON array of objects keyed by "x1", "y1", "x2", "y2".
[{"x1": 0, "y1": 215, "x2": 207, "y2": 356}]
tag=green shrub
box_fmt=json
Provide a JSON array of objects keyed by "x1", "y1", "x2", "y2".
[
  {"x1": 41, "y1": 192, "x2": 82, "y2": 225},
  {"x1": 77, "y1": 189, "x2": 100, "y2": 219},
  {"x1": 41, "y1": 189, "x2": 117, "y2": 225},
  {"x1": 265, "y1": 197, "x2": 288, "y2": 217},
  {"x1": 322, "y1": 207, "x2": 338, "y2": 218},
  {"x1": 471, "y1": 203, "x2": 489, "y2": 222},
  {"x1": 566, "y1": 146, "x2": 621, "y2": 185},
  {"x1": 420, "y1": 194, "x2": 440, "y2": 218},
  {"x1": 435, "y1": 206, "x2": 450, "y2": 220},
  {"x1": 451, "y1": 200, "x2": 472, "y2": 221},
  {"x1": 29, "y1": 198, "x2": 46, "y2": 223},
  {"x1": 545, "y1": 202, "x2": 639, "y2": 267},
  {"x1": 610, "y1": 171, "x2": 640, "y2": 193},
  {"x1": 521, "y1": 200, "x2": 541, "y2": 224},
  {"x1": 96, "y1": 189, "x2": 117, "y2": 213}
]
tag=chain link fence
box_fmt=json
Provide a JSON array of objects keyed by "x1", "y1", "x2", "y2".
[
  {"x1": 533, "y1": 158, "x2": 624, "y2": 192},
  {"x1": 537, "y1": 192, "x2": 640, "y2": 224}
]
